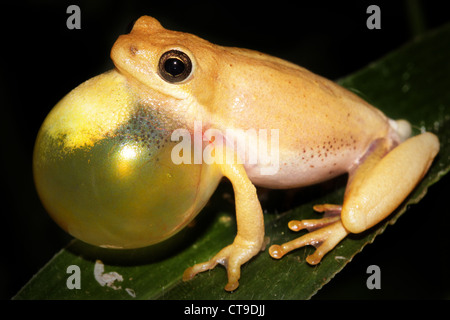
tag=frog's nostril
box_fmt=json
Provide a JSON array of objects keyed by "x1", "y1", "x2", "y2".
[{"x1": 130, "y1": 45, "x2": 138, "y2": 55}]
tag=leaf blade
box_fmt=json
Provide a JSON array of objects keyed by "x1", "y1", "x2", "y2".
[{"x1": 15, "y1": 23, "x2": 450, "y2": 300}]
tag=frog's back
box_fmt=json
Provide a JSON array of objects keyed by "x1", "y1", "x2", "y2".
[{"x1": 210, "y1": 47, "x2": 399, "y2": 188}]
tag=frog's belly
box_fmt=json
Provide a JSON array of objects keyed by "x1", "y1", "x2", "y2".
[
  {"x1": 223, "y1": 120, "x2": 397, "y2": 189},
  {"x1": 244, "y1": 152, "x2": 352, "y2": 189},
  {"x1": 223, "y1": 128, "x2": 362, "y2": 188},
  {"x1": 224, "y1": 137, "x2": 359, "y2": 188}
]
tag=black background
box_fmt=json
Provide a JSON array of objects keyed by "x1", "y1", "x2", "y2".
[{"x1": 0, "y1": 0, "x2": 449, "y2": 300}]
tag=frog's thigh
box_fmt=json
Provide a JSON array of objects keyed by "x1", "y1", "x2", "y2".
[{"x1": 342, "y1": 132, "x2": 439, "y2": 234}]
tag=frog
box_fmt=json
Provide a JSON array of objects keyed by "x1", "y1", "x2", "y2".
[{"x1": 33, "y1": 16, "x2": 440, "y2": 292}]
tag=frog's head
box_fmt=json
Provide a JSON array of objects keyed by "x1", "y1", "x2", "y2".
[
  {"x1": 111, "y1": 16, "x2": 221, "y2": 109},
  {"x1": 33, "y1": 20, "x2": 222, "y2": 249}
]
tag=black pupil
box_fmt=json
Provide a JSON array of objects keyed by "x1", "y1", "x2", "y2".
[{"x1": 164, "y1": 58, "x2": 185, "y2": 77}]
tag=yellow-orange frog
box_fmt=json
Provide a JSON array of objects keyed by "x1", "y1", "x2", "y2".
[{"x1": 33, "y1": 16, "x2": 439, "y2": 291}]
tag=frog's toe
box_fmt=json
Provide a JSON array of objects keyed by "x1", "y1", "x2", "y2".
[
  {"x1": 269, "y1": 218, "x2": 349, "y2": 264},
  {"x1": 287, "y1": 215, "x2": 341, "y2": 232},
  {"x1": 312, "y1": 204, "x2": 342, "y2": 216},
  {"x1": 183, "y1": 259, "x2": 239, "y2": 291},
  {"x1": 183, "y1": 244, "x2": 232, "y2": 282},
  {"x1": 183, "y1": 263, "x2": 213, "y2": 281},
  {"x1": 183, "y1": 241, "x2": 257, "y2": 292}
]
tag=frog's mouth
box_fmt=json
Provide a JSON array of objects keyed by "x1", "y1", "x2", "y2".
[{"x1": 33, "y1": 69, "x2": 215, "y2": 249}]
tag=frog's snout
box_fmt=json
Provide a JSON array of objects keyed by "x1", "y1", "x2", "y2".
[{"x1": 33, "y1": 69, "x2": 209, "y2": 248}]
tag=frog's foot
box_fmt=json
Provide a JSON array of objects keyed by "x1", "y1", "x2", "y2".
[
  {"x1": 269, "y1": 205, "x2": 349, "y2": 264},
  {"x1": 183, "y1": 236, "x2": 264, "y2": 292}
]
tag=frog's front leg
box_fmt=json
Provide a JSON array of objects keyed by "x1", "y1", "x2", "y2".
[
  {"x1": 182, "y1": 150, "x2": 265, "y2": 292},
  {"x1": 269, "y1": 132, "x2": 439, "y2": 264}
]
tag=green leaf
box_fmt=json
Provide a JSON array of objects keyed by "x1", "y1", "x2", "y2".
[{"x1": 14, "y1": 23, "x2": 450, "y2": 300}]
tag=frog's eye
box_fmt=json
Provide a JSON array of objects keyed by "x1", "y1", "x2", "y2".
[{"x1": 158, "y1": 50, "x2": 193, "y2": 83}]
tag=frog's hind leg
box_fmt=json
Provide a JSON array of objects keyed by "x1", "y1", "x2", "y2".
[
  {"x1": 268, "y1": 138, "x2": 392, "y2": 263},
  {"x1": 269, "y1": 133, "x2": 439, "y2": 265},
  {"x1": 268, "y1": 135, "x2": 391, "y2": 264}
]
